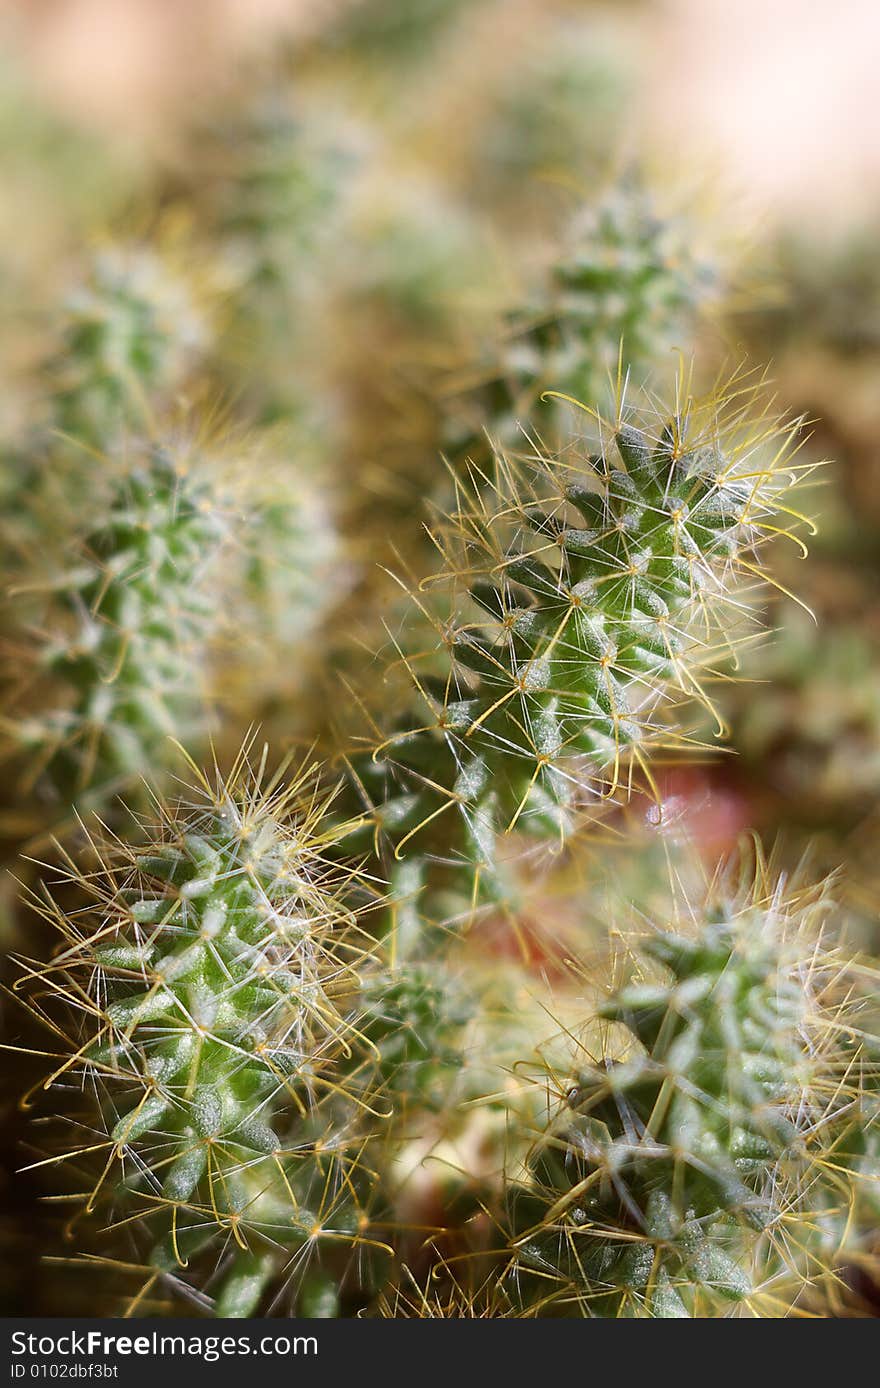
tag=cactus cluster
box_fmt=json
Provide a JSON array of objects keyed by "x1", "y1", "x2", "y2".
[{"x1": 2, "y1": 7, "x2": 879, "y2": 1326}]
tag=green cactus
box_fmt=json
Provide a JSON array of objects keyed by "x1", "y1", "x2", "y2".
[
  {"x1": 360, "y1": 964, "x2": 476, "y2": 1118},
  {"x1": 204, "y1": 102, "x2": 346, "y2": 289},
  {"x1": 2, "y1": 444, "x2": 228, "y2": 829},
  {"x1": 343, "y1": 378, "x2": 802, "y2": 950},
  {"x1": 326, "y1": 0, "x2": 471, "y2": 63},
  {"x1": 17, "y1": 751, "x2": 383, "y2": 1316},
  {"x1": 347, "y1": 178, "x2": 492, "y2": 331},
  {"x1": 239, "y1": 439, "x2": 346, "y2": 693},
  {"x1": 813, "y1": 1024, "x2": 880, "y2": 1296},
  {"x1": 178, "y1": 87, "x2": 357, "y2": 419},
  {"x1": 504, "y1": 872, "x2": 858, "y2": 1317},
  {"x1": 447, "y1": 186, "x2": 715, "y2": 464},
  {"x1": 47, "y1": 243, "x2": 210, "y2": 449},
  {"x1": 1, "y1": 242, "x2": 211, "y2": 558},
  {"x1": 374, "y1": 1275, "x2": 517, "y2": 1318},
  {"x1": 3, "y1": 418, "x2": 346, "y2": 838}
]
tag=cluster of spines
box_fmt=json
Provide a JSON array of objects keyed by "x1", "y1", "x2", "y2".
[
  {"x1": 814, "y1": 1007, "x2": 880, "y2": 1284},
  {"x1": 15, "y1": 752, "x2": 383, "y2": 1317},
  {"x1": 504, "y1": 874, "x2": 855, "y2": 1317},
  {"x1": 344, "y1": 378, "x2": 803, "y2": 944}
]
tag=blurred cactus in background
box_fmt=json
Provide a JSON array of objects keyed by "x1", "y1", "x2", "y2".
[
  {"x1": 47, "y1": 243, "x2": 210, "y2": 447},
  {"x1": 1, "y1": 238, "x2": 209, "y2": 547},
  {"x1": 168, "y1": 82, "x2": 361, "y2": 422},
  {"x1": 0, "y1": 54, "x2": 140, "y2": 333},
  {"x1": 324, "y1": 0, "x2": 473, "y2": 65},
  {"x1": 2, "y1": 445, "x2": 227, "y2": 834},
  {"x1": 340, "y1": 375, "x2": 801, "y2": 952},
  {"x1": 473, "y1": 16, "x2": 631, "y2": 207},
  {"x1": 445, "y1": 186, "x2": 717, "y2": 466},
  {"x1": 0, "y1": 0, "x2": 878, "y2": 1324}
]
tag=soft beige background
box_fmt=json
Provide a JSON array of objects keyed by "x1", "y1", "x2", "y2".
[
  {"x1": 643, "y1": 0, "x2": 880, "y2": 232},
  {"x1": 2, "y1": 0, "x2": 878, "y2": 231}
]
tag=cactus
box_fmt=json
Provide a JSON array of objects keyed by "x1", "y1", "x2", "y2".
[
  {"x1": 359, "y1": 963, "x2": 475, "y2": 1118},
  {"x1": 177, "y1": 86, "x2": 357, "y2": 419},
  {"x1": 46, "y1": 243, "x2": 210, "y2": 450},
  {"x1": 813, "y1": 1016, "x2": 880, "y2": 1295},
  {"x1": 2, "y1": 443, "x2": 229, "y2": 831},
  {"x1": 343, "y1": 375, "x2": 803, "y2": 950},
  {"x1": 504, "y1": 866, "x2": 861, "y2": 1317},
  {"x1": 237, "y1": 434, "x2": 347, "y2": 701},
  {"x1": 327, "y1": 0, "x2": 470, "y2": 62},
  {"x1": 15, "y1": 749, "x2": 384, "y2": 1316},
  {"x1": 2, "y1": 266, "x2": 344, "y2": 836},
  {"x1": 199, "y1": 96, "x2": 348, "y2": 296},
  {"x1": 346, "y1": 178, "x2": 491, "y2": 331},
  {"x1": 446, "y1": 186, "x2": 715, "y2": 465},
  {"x1": 374, "y1": 1275, "x2": 517, "y2": 1318},
  {"x1": 4, "y1": 431, "x2": 351, "y2": 844},
  {"x1": 1, "y1": 241, "x2": 212, "y2": 559}
]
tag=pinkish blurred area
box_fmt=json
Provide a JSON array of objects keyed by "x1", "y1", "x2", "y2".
[{"x1": 3, "y1": 0, "x2": 878, "y2": 234}]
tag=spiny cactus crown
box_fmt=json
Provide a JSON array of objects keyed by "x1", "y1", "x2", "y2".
[
  {"x1": 21, "y1": 755, "x2": 376, "y2": 1317},
  {"x1": 347, "y1": 382, "x2": 800, "y2": 941},
  {"x1": 508, "y1": 885, "x2": 841, "y2": 1317}
]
